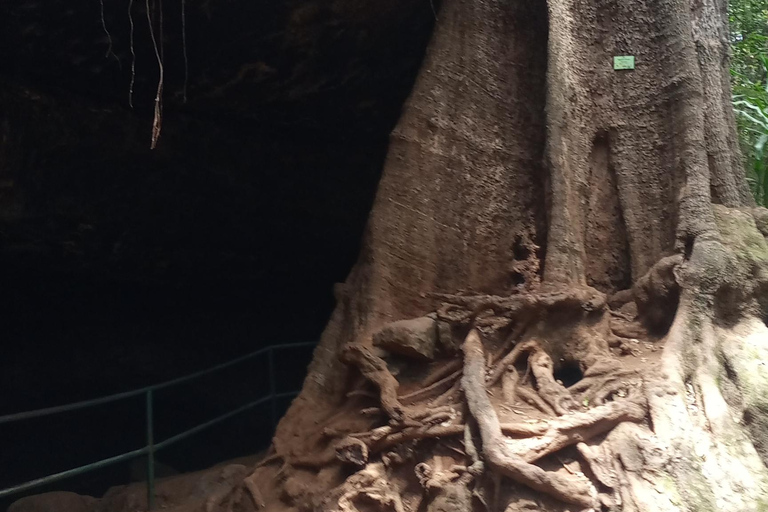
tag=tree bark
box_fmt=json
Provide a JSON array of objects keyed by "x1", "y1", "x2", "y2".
[{"x1": 248, "y1": 0, "x2": 768, "y2": 509}]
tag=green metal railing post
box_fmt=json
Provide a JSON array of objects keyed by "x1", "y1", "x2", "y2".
[
  {"x1": 0, "y1": 342, "x2": 316, "y2": 502},
  {"x1": 145, "y1": 389, "x2": 155, "y2": 511}
]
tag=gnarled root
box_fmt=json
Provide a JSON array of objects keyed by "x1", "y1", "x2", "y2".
[
  {"x1": 341, "y1": 343, "x2": 410, "y2": 423},
  {"x1": 434, "y1": 288, "x2": 606, "y2": 326},
  {"x1": 332, "y1": 463, "x2": 406, "y2": 512},
  {"x1": 507, "y1": 395, "x2": 646, "y2": 462},
  {"x1": 461, "y1": 329, "x2": 599, "y2": 508}
]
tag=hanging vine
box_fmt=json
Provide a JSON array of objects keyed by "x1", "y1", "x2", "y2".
[
  {"x1": 145, "y1": 0, "x2": 164, "y2": 149},
  {"x1": 101, "y1": 0, "x2": 189, "y2": 146}
]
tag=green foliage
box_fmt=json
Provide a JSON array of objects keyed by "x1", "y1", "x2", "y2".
[
  {"x1": 733, "y1": 94, "x2": 768, "y2": 204},
  {"x1": 730, "y1": 0, "x2": 768, "y2": 205},
  {"x1": 730, "y1": 0, "x2": 768, "y2": 89}
]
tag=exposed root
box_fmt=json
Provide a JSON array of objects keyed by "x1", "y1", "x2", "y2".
[
  {"x1": 431, "y1": 380, "x2": 463, "y2": 406},
  {"x1": 146, "y1": 0, "x2": 164, "y2": 148},
  {"x1": 507, "y1": 397, "x2": 646, "y2": 462},
  {"x1": 528, "y1": 349, "x2": 578, "y2": 414},
  {"x1": 610, "y1": 315, "x2": 648, "y2": 339},
  {"x1": 181, "y1": 0, "x2": 189, "y2": 103},
  {"x1": 333, "y1": 463, "x2": 405, "y2": 512},
  {"x1": 463, "y1": 423, "x2": 484, "y2": 477},
  {"x1": 434, "y1": 287, "x2": 605, "y2": 326},
  {"x1": 204, "y1": 481, "x2": 244, "y2": 512},
  {"x1": 487, "y1": 339, "x2": 538, "y2": 386},
  {"x1": 341, "y1": 344, "x2": 409, "y2": 423},
  {"x1": 242, "y1": 473, "x2": 266, "y2": 509},
  {"x1": 417, "y1": 460, "x2": 473, "y2": 512},
  {"x1": 461, "y1": 329, "x2": 598, "y2": 508},
  {"x1": 268, "y1": 228, "x2": 768, "y2": 511},
  {"x1": 98, "y1": 0, "x2": 119, "y2": 64},
  {"x1": 127, "y1": 0, "x2": 136, "y2": 108},
  {"x1": 362, "y1": 421, "x2": 552, "y2": 453},
  {"x1": 336, "y1": 437, "x2": 370, "y2": 466},
  {"x1": 501, "y1": 366, "x2": 520, "y2": 404}
]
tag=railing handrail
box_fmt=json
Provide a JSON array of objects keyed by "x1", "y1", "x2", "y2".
[
  {"x1": 0, "y1": 342, "x2": 316, "y2": 503},
  {"x1": 0, "y1": 341, "x2": 316, "y2": 425}
]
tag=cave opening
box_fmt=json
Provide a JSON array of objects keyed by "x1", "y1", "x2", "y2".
[
  {"x1": 0, "y1": 0, "x2": 439, "y2": 505},
  {"x1": 0, "y1": 119, "x2": 384, "y2": 508}
]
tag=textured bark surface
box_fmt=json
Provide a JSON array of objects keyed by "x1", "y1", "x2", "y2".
[{"x1": 242, "y1": 0, "x2": 768, "y2": 509}]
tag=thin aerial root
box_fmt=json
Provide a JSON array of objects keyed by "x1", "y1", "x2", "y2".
[
  {"x1": 98, "y1": 0, "x2": 119, "y2": 65},
  {"x1": 462, "y1": 329, "x2": 598, "y2": 508},
  {"x1": 146, "y1": 0, "x2": 164, "y2": 148},
  {"x1": 181, "y1": 0, "x2": 189, "y2": 103},
  {"x1": 242, "y1": 475, "x2": 266, "y2": 509},
  {"x1": 569, "y1": 368, "x2": 638, "y2": 394},
  {"x1": 508, "y1": 399, "x2": 647, "y2": 463},
  {"x1": 127, "y1": 0, "x2": 136, "y2": 108}
]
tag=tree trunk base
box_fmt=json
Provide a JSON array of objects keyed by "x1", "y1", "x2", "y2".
[{"x1": 211, "y1": 206, "x2": 768, "y2": 512}]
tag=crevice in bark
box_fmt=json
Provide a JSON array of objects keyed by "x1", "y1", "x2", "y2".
[{"x1": 585, "y1": 131, "x2": 632, "y2": 294}]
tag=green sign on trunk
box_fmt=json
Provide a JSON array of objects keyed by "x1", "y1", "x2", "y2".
[{"x1": 613, "y1": 56, "x2": 635, "y2": 70}]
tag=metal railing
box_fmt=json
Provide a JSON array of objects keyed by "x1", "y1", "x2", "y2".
[{"x1": 0, "y1": 342, "x2": 316, "y2": 509}]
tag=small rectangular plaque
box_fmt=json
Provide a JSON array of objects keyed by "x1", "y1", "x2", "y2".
[{"x1": 613, "y1": 56, "x2": 635, "y2": 70}]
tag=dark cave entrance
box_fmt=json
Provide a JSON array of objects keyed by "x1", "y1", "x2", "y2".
[
  {"x1": 0, "y1": 101, "x2": 406, "y2": 510},
  {"x1": 0, "y1": 0, "x2": 440, "y2": 505},
  {"x1": 0, "y1": 120, "x2": 385, "y2": 507},
  {"x1": 553, "y1": 361, "x2": 584, "y2": 388}
]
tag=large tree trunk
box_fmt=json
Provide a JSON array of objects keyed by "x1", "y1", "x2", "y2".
[{"x1": 237, "y1": 0, "x2": 768, "y2": 510}]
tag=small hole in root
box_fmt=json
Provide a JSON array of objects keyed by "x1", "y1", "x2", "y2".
[
  {"x1": 513, "y1": 235, "x2": 531, "y2": 260},
  {"x1": 683, "y1": 234, "x2": 695, "y2": 260},
  {"x1": 510, "y1": 271, "x2": 525, "y2": 287},
  {"x1": 554, "y1": 362, "x2": 583, "y2": 387}
]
